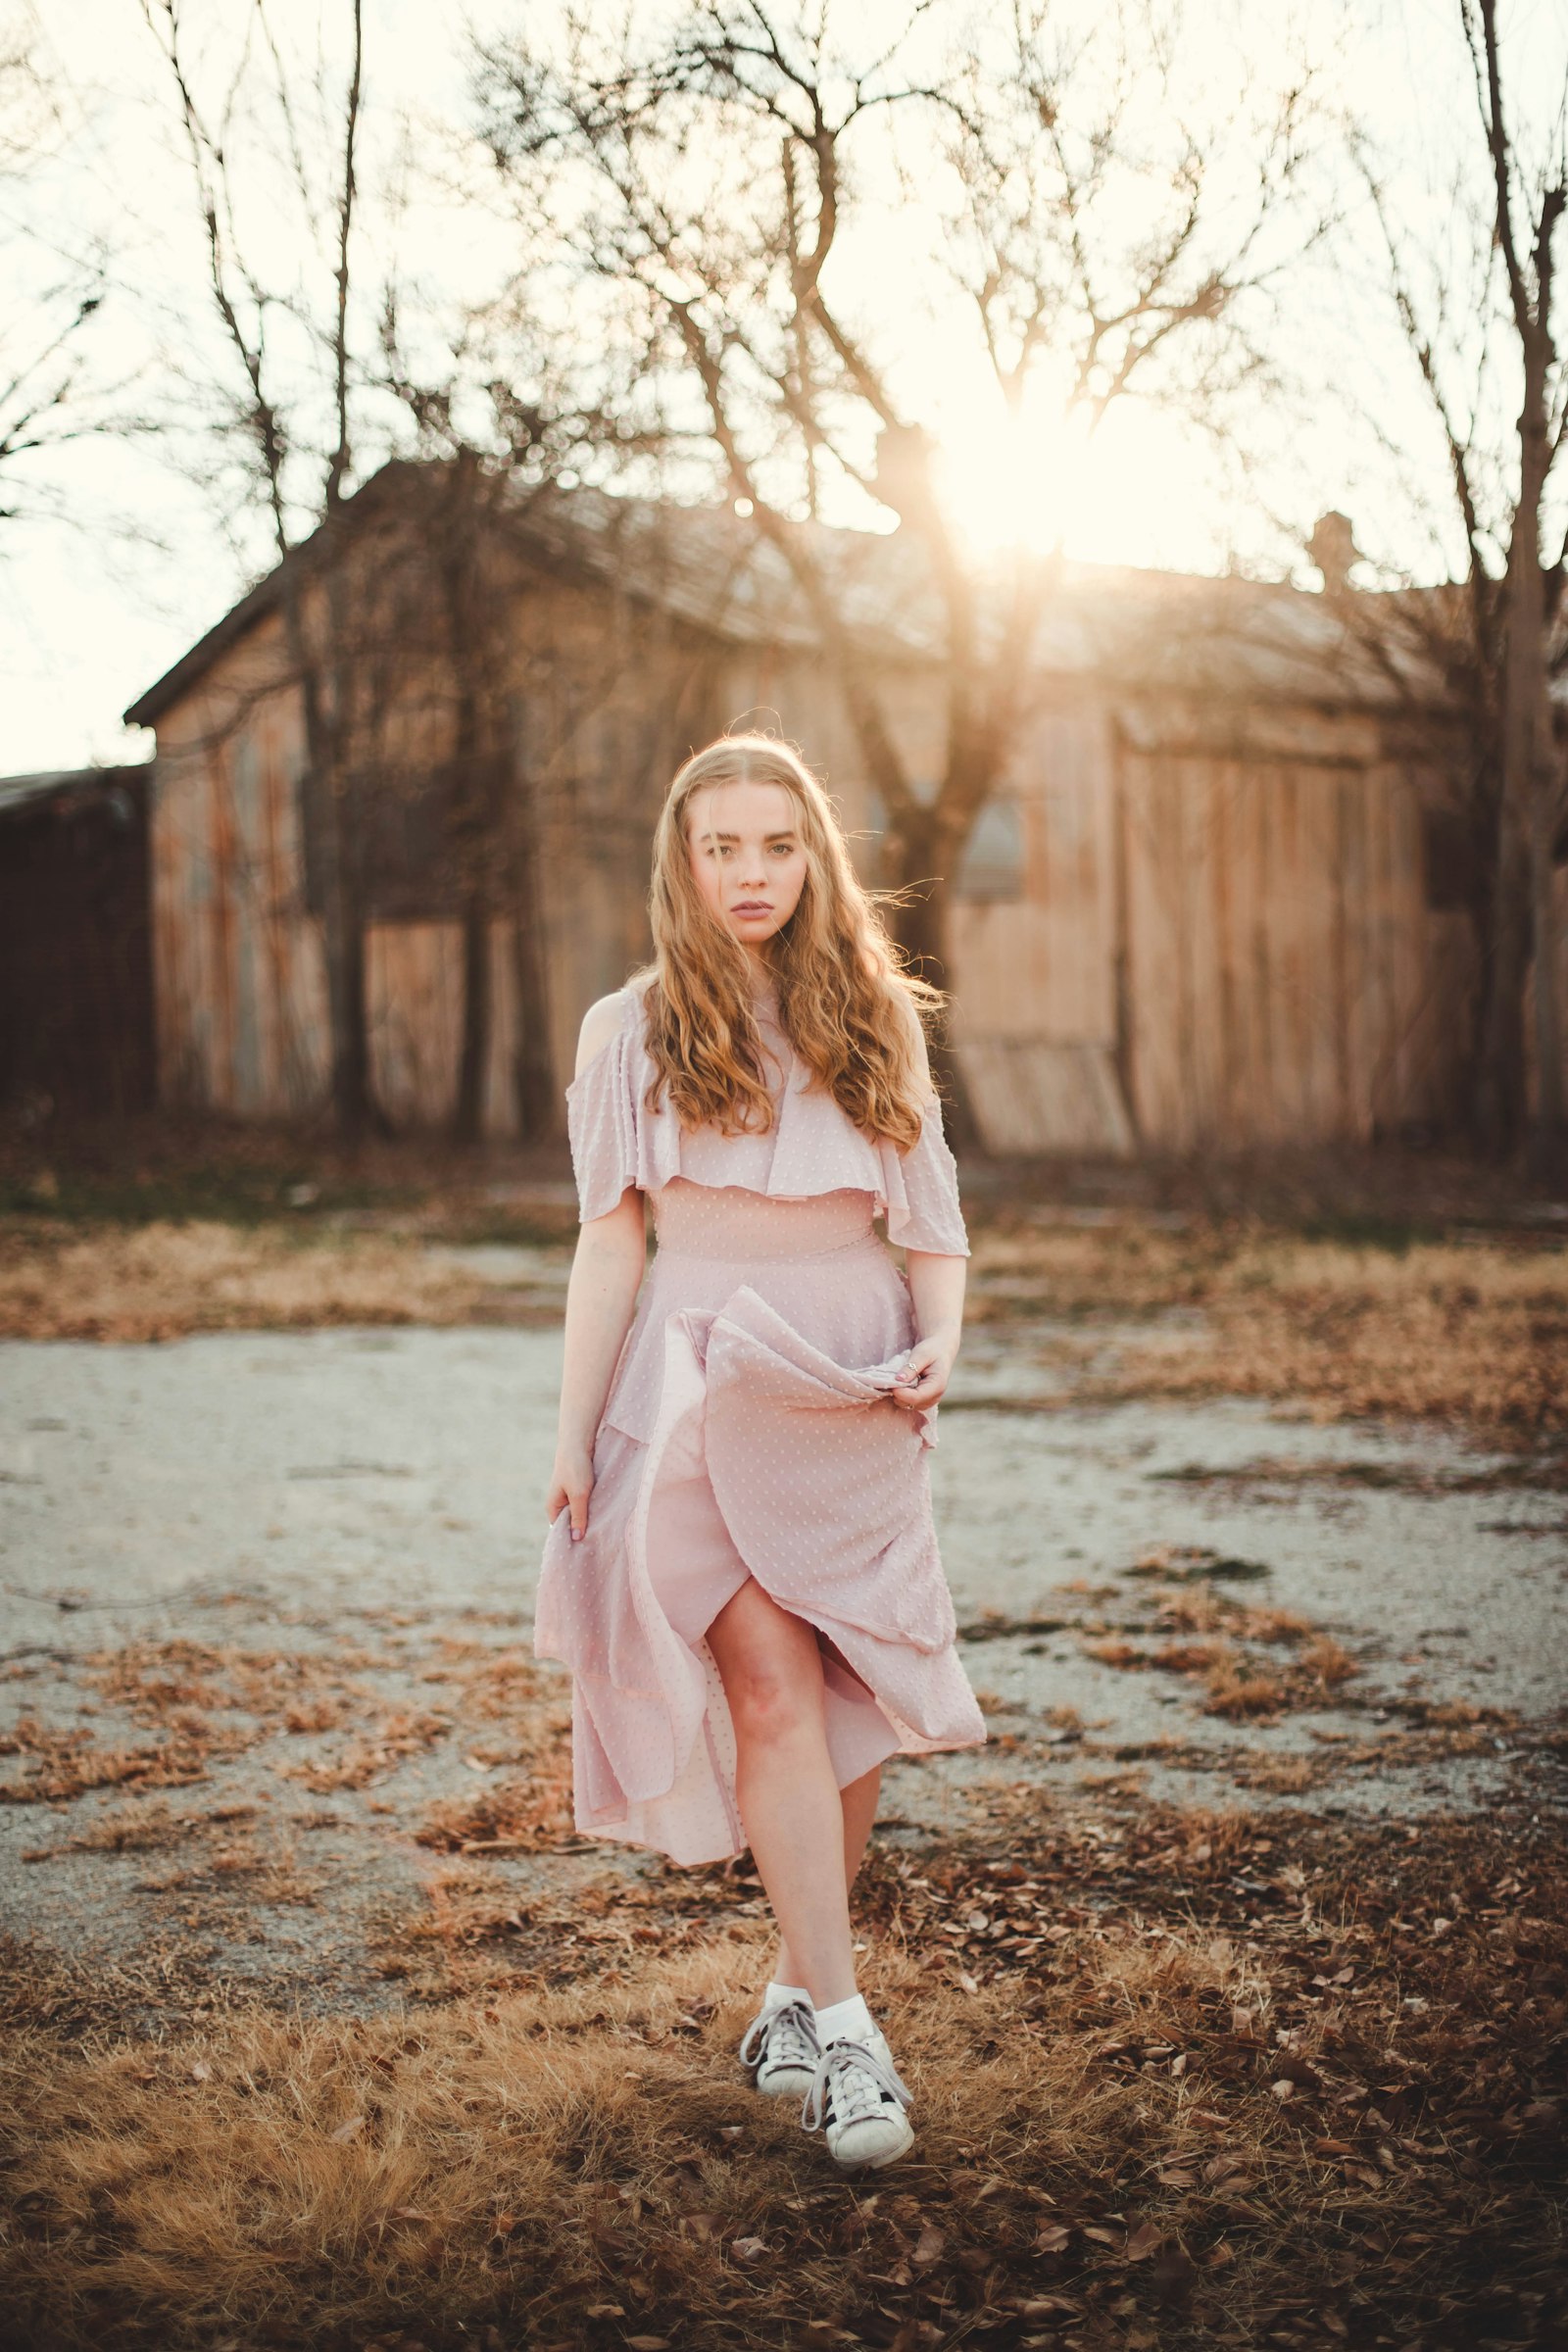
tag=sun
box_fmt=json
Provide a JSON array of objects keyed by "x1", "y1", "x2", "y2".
[{"x1": 933, "y1": 382, "x2": 1225, "y2": 575}]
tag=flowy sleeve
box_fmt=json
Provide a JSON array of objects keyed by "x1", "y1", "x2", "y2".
[
  {"x1": 878, "y1": 1095, "x2": 971, "y2": 1256},
  {"x1": 564, "y1": 1010, "x2": 641, "y2": 1223}
]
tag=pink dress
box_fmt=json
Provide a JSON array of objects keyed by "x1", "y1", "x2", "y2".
[{"x1": 533, "y1": 973, "x2": 987, "y2": 1865}]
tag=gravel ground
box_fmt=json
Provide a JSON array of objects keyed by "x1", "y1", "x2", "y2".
[{"x1": 3, "y1": 1317, "x2": 1564, "y2": 2014}]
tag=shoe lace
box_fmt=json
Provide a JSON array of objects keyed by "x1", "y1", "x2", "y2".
[
  {"x1": 801, "y1": 2036, "x2": 912, "y2": 2133},
  {"x1": 740, "y1": 1996, "x2": 819, "y2": 2073}
]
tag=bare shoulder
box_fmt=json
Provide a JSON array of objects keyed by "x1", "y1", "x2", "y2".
[{"x1": 574, "y1": 989, "x2": 628, "y2": 1078}]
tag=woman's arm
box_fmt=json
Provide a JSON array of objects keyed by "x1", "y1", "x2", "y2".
[
  {"x1": 891, "y1": 1250, "x2": 966, "y2": 1411},
  {"x1": 546, "y1": 994, "x2": 649, "y2": 1541},
  {"x1": 887, "y1": 992, "x2": 967, "y2": 1410},
  {"x1": 546, "y1": 1190, "x2": 646, "y2": 1538}
]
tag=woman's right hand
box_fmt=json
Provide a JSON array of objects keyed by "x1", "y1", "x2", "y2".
[{"x1": 547, "y1": 1443, "x2": 596, "y2": 1544}]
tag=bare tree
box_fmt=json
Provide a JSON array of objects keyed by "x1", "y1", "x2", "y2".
[
  {"x1": 137, "y1": 0, "x2": 380, "y2": 1133},
  {"x1": 475, "y1": 0, "x2": 1323, "y2": 1141},
  {"x1": 1466, "y1": 0, "x2": 1568, "y2": 1174},
  {"x1": 1337, "y1": 0, "x2": 1566, "y2": 1167},
  {"x1": 374, "y1": 292, "x2": 670, "y2": 1143},
  {"x1": 0, "y1": 20, "x2": 130, "y2": 533}
]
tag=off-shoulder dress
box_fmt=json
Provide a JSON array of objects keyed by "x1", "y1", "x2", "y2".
[{"x1": 533, "y1": 972, "x2": 987, "y2": 1866}]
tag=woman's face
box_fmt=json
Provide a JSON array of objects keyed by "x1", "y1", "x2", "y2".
[{"x1": 686, "y1": 778, "x2": 810, "y2": 954}]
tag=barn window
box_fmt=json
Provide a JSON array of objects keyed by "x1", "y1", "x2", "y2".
[
  {"x1": 955, "y1": 797, "x2": 1025, "y2": 901},
  {"x1": 860, "y1": 785, "x2": 1025, "y2": 901}
]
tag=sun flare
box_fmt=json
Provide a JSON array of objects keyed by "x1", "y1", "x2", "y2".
[{"x1": 934, "y1": 386, "x2": 1224, "y2": 574}]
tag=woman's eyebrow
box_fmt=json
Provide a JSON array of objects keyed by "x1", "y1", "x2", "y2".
[{"x1": 701, "y1": 827, "x2": 798, "y2": 843}]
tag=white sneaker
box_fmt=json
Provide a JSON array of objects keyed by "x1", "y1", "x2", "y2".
[
  {"x1": 739, "y1": 1993, "x2": 821, "y2": 2098},
  {"x1": 801, "y1": 2026, "x2": 914, "y2": 2169}
]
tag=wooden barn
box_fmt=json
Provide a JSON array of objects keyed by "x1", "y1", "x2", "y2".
[{"x1": 122, "y1": 464, "x2": 1498, "y2": 1155}]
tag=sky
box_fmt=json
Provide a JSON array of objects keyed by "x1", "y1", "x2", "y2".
[{"x1": 1, "y1": 0, "x2": 1563, "y2": 777}]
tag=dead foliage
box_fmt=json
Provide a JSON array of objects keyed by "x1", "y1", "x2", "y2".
[
  {"x1": 0, "y1": 1219, "x2": 504, "y2": 1343},
  {"x1": 1078, "y1": 1561, "x2": 1363, "y2": 1724},
  {"x1": 0, "y1": 1799, "x2": 1562, "y2": 2352},
  {"x1": 5, "y1": 1194, "x2": 1566, "y2": 1446},
  {"x1": 0, "y1": 1716, "x2": 225, "y2": 1804},
  {"x1": 964, "y1": 1220, "x2": 1568, "y2": 1437}
]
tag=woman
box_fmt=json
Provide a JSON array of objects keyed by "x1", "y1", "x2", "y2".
[{"x1": 536, "y1": 733, "x2": 986, "y2": 2170}]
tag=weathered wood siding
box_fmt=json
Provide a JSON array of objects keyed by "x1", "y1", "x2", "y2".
[
  {"x1": 143, "y1": 568, "x2": 1521, "y2": 1156},
  {"x1": 1119, "y1": 741, "x2": 1468, "y2": 1149},
  {"x1": 949, "y1": 708, "x2": 1132, "y2": 1152},
  {"x1": 151, "y1": 630, "x2": 331, "y2": 1118}
]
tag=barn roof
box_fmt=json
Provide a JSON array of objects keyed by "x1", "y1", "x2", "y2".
[
  {"x1": 123, "y1": 459, "x2": 1444, "y2": 730},
  {"x1": 0, "y1": 766, "x2": 148, "y2": 822}
]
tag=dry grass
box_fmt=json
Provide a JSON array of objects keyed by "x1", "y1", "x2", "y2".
[
  {"x1": 1080, "y1": 1574, "x2": 1366, "y2": 1726},
  {"x1": 8, "y1": 1206, "x2": 1563, "y2": 1443},
  {"x1": 0, "y1": 1220, "x2": 503, "y2": 1343},
  {"x1": 966, "y1": 1221, "x2": 1568, "y2": 1437},
  {"x1": 1, "y1": 1800, "x2": 1563, "y2": 2352},
  {"x1": 0, "y1": 1164, "x2": 1561, "y2": 1472}
]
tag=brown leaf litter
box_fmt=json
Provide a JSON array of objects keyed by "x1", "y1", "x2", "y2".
[{"x1": 0, "y1": 1797, "x2": 1562, "y2": 2352}]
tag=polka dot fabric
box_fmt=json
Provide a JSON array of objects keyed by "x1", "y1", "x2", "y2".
[{"x1": 533, "y1": 975, "x2": 986, "y2": 1866}]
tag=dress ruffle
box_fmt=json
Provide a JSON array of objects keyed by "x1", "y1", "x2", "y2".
[
  {"x1": 564, "y1": 981, "x2": 971, "y2": 1255},
  {"x1": 533, "y1": 1283, "x2": 986, "y2": 1866}
]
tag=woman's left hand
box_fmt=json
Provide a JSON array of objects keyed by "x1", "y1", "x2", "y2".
[{"x1": 889, "y1": 1336, "x2": 956, "y2": 1410}]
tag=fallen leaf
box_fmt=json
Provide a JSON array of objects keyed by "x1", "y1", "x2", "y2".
[
  {"x1": 1155, "y1": 2169, "x2": 1196, "y2": 2187},
  {"x1": 1150, "y1": 2244, "x2": 1200, "y2": 2304},
  {"x1": 626, "y1": 2339, "x2": 669, "y2": 2351},
  {"x1": 956, "y1": 1970, "x2": 980, "y2": 1993},
  {"x1": 911, "y1": 2225, "x2": 947, "y2": 2267},
  {"x1": 1125, "y1": 2222, "x2": 1162, "y2": 2261},
  {"x1": 1033, "y1": 2223, "x2": 1071, "y2": 2253},
  {"x1": 585, "y1": 2305, "x2": 623, "y2": 2320},
  {"x1": 189, "y1": 2061, "x2": 212, "y2": 2083},
  {"x1": 330, "y1": 2115, "x2": 366, "y2": 2143},
  {"x1": 731, "y1": 2236, "x2": 768, "y2": 2261}
]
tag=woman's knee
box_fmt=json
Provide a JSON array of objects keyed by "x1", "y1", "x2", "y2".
[
  {"x1": 725, "y1": 1658, "x2": 823, "y2": 1746},
  {"x1": 710, "y1": 1585, "x2": 825, "y2": 1745}
]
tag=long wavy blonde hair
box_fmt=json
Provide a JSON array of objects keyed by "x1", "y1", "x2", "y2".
[{"x1": 628, "y1": 732, "x2": 944, "y2": 1151}]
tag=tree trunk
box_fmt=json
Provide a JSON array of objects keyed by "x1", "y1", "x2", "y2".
[
  {"x1": 509, "y1": 755, "x2": 558, "y2": 1144},
  {"x1": 1528, "y1": 710, "x2": 1565, "y2": 1178},
  {"x1": 1475, "y1": 822, "x2": 1532, "y2": 1152},
  {"x1": 290, "y1": 561, "x2": 372, "y2": 1141},
  {"x1": 880, "y1": 807, "x2": 984, "y2": 1153},
  {"x1": 454, "y1": 894, "x2": 491, "y2": 1145},
  {"x1": 1478, "y1": 321, "x2": 1553, "y2": 1159}
]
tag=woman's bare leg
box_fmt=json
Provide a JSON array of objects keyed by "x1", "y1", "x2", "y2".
[
  {"x1": 706, "y1": 1578, "x2": 859, "y2": 2008},
  {"x1": 774, "y1": 1764, "x2": 880, "y2": 1990}
]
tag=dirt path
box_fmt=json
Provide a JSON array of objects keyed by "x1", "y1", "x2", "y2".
[
  {"x1": 3, "y1": 1317, "x2": 1563, "y2": 2022},
  {"x1": 2, "y1": 1226, "x2": 1565, "y2": 2352}
]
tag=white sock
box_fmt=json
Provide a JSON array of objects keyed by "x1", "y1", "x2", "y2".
[
  {"x1": 763, "y1": 1978, "x2": 813, "y2": 2011},
  {"x1": 815, "y1": 1991, "x2": 875, "y2": 2045}
]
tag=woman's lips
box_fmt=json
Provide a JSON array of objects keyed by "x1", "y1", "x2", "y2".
[{"x1": 732, "y1": 902, "x2": 772, "y2": 913}]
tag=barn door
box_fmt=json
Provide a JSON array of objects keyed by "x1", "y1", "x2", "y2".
[
  {"x1": 1118, "y1": 738, "x2": 1439, "y2": 1151},
  {"x1": 948, "y1": 710, "x2": 1136, "y2": 1155}
]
